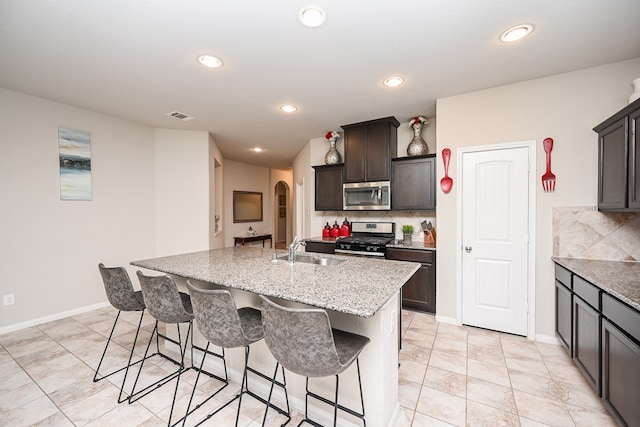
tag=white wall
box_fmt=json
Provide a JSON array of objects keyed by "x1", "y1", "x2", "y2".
[
  {"x1": 436, "y1": 58, "x2": 640, "y2": 338},
  {"x1": 0, "y1": 88, "x2": 156, "y2": 329},
  {"x1": 270, "y1": 169, "x2": 294, "y2": 245}
]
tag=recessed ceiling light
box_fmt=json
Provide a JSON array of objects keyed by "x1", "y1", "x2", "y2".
[
  {"x1": 280, "y1": 104, "x2": 298, "y2": 113},
  {"x1": 197, "y1": 54, "x2": 223, "y2": 69},
  {"x1": 500, "y1": 24, "x2": 533, "y2": 42},
  {"x1": 252, "y1": 147, "x2": 263, "y2": 152},
  {"x1": 383, "y1": 76, "x2": 404, "y2": 87},
  {"x1": 299, "y1": 6, "x2": 326, "y2": 28}
]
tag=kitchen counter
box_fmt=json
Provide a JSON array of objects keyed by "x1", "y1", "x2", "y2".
[
  {"x1": 387, "y1": 240, "x2": 437, "y2": 251},
  {"x1": 304, "y1": 236, "x2": 339, "y2": 244},
  {"x1": 131, "y1": 246, "x2": 420, "y2": 427},
  {"x1": 552, "y1": 257, "x2": 640, "y2": 311},
  {"x1": 305, "y1": 236, "x2": 437, "y2": 252},
  {"x1": 132, "y1": 246, "x2": 420, "y2": 318}
]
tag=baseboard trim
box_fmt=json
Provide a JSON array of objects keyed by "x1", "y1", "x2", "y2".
[
  {"x1": 434, "y1": 314, "x2": 457, "y2": 325},
  {"x1": 0, "y1": 301, "x2": 110, "y2": 335}
]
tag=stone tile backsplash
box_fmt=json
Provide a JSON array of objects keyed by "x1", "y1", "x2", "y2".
[{"x1": 553, "y1": 206, "x2": 640, "y2": 261}]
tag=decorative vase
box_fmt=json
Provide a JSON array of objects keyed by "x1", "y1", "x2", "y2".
[
  {"x1": 406, "y1": 122, "x2": 429, "y2": 156},
  {"x1": 629, "y1": 77, "x2": 640, "y2": 104},
  {"x1": 324, "y1": 138, "x2": 342, "y2": 165}
]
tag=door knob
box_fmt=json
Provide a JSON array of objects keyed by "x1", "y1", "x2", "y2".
[{"x1": 464, "y1": 246, "x2": 472, "y2": 253}]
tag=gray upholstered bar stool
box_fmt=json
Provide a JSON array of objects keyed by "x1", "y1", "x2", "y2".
[
  {"x1": 95, "y1": 263, "x2": 150, "y2": 403},
  {"x1": 184, "y1": 282, "x2": 290, "y2": 427},
  {"x1": 131, "y1": 271, "x2": 227, "y2": 427},
  {"x1": 259, "y1": 296, "x2": 370, "y2": 427}
]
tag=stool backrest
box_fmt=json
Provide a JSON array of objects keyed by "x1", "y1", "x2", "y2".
[
  {"x1": 187, "y1": 282, "x2": 255, "y2": 348},
  {"x1": 98, "y1": 263, "x2": 145, "y2": 312},
  {"x1": 137, "y1": 271, "x2": 193, "y2": 324},
  {"x1": 259, "y1": 295, "x2": 341, "y2": 378}
]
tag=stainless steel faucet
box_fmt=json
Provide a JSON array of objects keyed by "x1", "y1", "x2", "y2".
[{"x1": 288, "y1": 236, "x2": 306, "y2": 263}]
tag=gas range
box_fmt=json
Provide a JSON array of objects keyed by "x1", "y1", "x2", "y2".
[{"x1": 335, "y1": 222, "x2": 395, "y2": 257}]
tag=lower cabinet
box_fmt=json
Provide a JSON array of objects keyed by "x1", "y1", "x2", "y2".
[
  {"x1": 304, "y1": 241, "x2": 335, "y2": 254},
  {"x1": 555, "y1": 279, "x2": 573, "y2": 355},
  {"x1": 573, "y1": 296, "x2": 600, "y2": 393},
  {"x1": 602, "y1": 319, "x2": 640, "y2": 427},
  {"x1": 386, "y1": 248, "x2": 435, "y2": 313},
  {"x1": 555, "y1": 262, "x2": 640, "y2": 427}
]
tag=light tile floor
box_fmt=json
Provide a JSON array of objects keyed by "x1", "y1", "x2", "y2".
[{"x1": 0, "y1": 307, "x2": 617, "y2": 426}]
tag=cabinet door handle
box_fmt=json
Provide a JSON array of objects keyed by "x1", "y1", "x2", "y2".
[{"x1": 464, "y1": 246, "x2": 472, "y2": 253}]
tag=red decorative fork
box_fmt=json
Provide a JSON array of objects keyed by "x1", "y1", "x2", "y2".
[{"x1": 542, "y1": 137, "x2": 556, "y2": 192}]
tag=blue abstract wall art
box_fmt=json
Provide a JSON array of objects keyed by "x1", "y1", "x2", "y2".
[{"x1": 58, "y1": 127, "x2": 92, "y2": 200}]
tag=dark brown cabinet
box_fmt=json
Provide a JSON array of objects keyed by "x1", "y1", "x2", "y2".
[
  {"x1": 574, "y1": 296, "x2": 601, "y2": 393},
  {"x1": 602, "y1": 292, "x2": 640, "y2": 427},
  {"x1": 555, "y1": 262, "x2": 640, "y2": 427},
  {"x1": 594, "y1": 98, "x2": 640, "y2": 211},
  {"x1": 392, "y1": 155, "x2": 436, "y2": 210},
  {"x1": 341, "y1": 117, "x2": 399, "y2": 183},
  {"x1": 556, "y1": 282, "x2": 573, "y2": 355},
  {"x1": 573, "y1": 275, "x2": 601, "y2": 394},
  {"x1": 313, "y1": 164, "x2": 343, "y2": 211},
  {"x1": 555, "y1": 264, "x2": 573, "y2": 355},
  {"x1": 386, "y1": 248, "x2": 435, "y2": 313},
  {"x1": 304, "y1": 240, "x2": 336, "y2": 254}
]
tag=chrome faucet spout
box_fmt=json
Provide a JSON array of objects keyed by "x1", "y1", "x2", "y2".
[{"x1": 288, "y1": 236, "x2": 306, "y2": 263}]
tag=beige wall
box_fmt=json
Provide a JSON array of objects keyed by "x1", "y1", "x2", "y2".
[
  {"x1": 0, "y1": 87, "x2": 156, "y2": 330},
  {"x1": 154, "y1": 129, "x2": 211, "y2": 257},
  {"x1": 223, "y1": 160, "x2": 272, "y2": 247},
  {"x1": 436, "y1": 58, "x2": 640, "y2": 339}
]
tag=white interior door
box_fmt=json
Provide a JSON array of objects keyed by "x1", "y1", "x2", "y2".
[{"x1": 461, "y1": 147, "x2": 530, "y2": 336}]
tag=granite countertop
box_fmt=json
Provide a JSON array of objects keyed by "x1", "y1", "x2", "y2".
[
  {"x1": 386, "y1": 241, "x2": 437, "y2": 251},
  {"x1": 132, "y1": 247, "x2": 420, "y2": 318},
  {"x1": 552, "y1": 257, "x2": 640, "y2": 311},
  {"x1": 304, "y1": 236, "x2": 436, "y2": 251}
]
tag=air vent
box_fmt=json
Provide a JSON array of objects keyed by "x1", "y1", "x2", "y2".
[{"x1": 166, "y1": 111, "x2": 196, "y2": 121}]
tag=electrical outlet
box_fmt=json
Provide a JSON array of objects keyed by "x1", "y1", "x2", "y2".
[{"x1": 4, "y1": 294, "x2": 15, "y2": 306}]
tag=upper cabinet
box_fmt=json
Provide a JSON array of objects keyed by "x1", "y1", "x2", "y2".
[
  {"x1": 593, "y1": 98, "x2": 640, "y2": 211},
  {"x1": 392, "y1": 154, "x2": 436, "y2": 210},
  {"x1": 341, "y1": 117, "x2": 399, "y2": 183},
  {"x1": 313, "y1": 164, "x2": 343, "y2": 211}
]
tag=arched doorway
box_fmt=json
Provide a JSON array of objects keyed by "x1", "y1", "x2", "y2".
[{"x1": 274, "y1": 181, "x2": 290, "y2": 249}]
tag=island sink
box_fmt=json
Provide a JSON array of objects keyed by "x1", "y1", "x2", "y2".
[{"x1": 271, "y1": 253, "x2": 345, "y2": 266}]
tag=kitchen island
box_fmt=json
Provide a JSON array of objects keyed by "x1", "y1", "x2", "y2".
[{"x1": 132, "y1": 246, "x2": 420, "y2": 427}]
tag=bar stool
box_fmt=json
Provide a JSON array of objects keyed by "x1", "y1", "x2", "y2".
[
  {"x1": 95, "y1": 263, "x2": 150, "y2": 403},
  {"x1": 259, "y1": 296, "x2": 370, "y2": 427},
  {"x1": 184, "y1": 282, "x2": 290, "y2": 427},
  {"x1": 130, "y1": 271, "x2": 227, "y2": 427}
]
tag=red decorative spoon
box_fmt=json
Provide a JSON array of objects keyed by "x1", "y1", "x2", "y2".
[{"x1": 441, "y1": 148, "x2": 453, "y2": 194}]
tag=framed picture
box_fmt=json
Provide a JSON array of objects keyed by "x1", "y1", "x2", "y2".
[
  {"x1": 58, "y1": 127, "x2": 92, "y2": 200},
  {"x1": 279, "y1": 195, "x2": 286, "y2": 206},
  {"x1": 233, "y1": 191, "x2": 263, "y2": 223},
  {"x1": 279, "y1": 207, "x2": 286, "y2": 218}
]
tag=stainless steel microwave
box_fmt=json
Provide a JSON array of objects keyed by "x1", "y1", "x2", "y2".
[{"x1": 343, "y1": 181, "x2": 391, "y2": 210}]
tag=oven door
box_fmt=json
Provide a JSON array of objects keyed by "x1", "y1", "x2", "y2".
[
  {"x1": 335, "y1": 248, "x2": 386, "y2": 257},
  {"x1": 343, "y1": 181, "x2": 391, "y2": 210}
]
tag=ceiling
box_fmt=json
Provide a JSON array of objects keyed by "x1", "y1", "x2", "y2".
[{"x1": 2, "y1": 1, "x2": 639, "y2": 170}]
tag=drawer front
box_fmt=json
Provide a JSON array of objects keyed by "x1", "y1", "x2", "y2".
[
  {"x1": 386, "y1": 248, "x2": 433, "y2": 264},
  {"x1": 603, "y1": 294, "x2": 640, "y2": 342},
  {"x1": 573, "y1": 275, "x2": 600, "y2": 309},
  {"x1": 555, "y1": 264, "x2": 572, "y2": 288}
]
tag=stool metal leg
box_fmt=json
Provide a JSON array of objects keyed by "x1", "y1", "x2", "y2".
[
  {"x1": 300, "y1": 358, "x2": 366, "y2": 427},
  {"x1": 93, "y1": 310, "x2": 153, "y2": 403}
]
